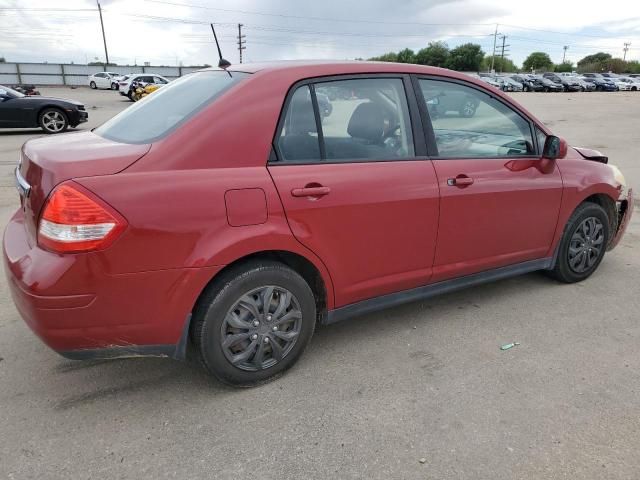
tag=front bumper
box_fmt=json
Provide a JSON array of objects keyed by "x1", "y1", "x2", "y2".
[
  {"x1": 67, "y1": 109, "x2": 88, "y2": 126},
  {"x1": 3, "y1": 209, "x2": 220, "y2": 360},
  {"x1": 609, "y1": 188, "x2": 634, "y2": 250}
]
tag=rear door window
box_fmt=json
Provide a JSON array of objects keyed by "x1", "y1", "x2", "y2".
[{"x1": 275, "y1": 77, "x2": 415, "y2": 163}]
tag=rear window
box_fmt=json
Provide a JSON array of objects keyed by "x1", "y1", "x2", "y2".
[{"x1": 95, "y1": 71, "x2": 249, "y2": 144}]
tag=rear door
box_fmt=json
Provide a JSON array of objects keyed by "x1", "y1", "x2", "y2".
[
  {"x1": 415, "y1": 77, "x2": 563, "y2": 282},
  {"x1": 268, "y1": 76, "x2": 440, "y2": 308}
]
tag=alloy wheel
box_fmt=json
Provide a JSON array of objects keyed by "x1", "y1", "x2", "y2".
[
  {"x1": 462, "y1": 101, "x2": 476, "y2": 117},
  {"x1": 41, "y1": 111, "x2": 66, "y2": 133},
  {"x1": 220, "y1": 286, "x2": 303, "y2": 371},
  {"x1": 568, "y1": 216, "x2": 604, "y2": 273}
]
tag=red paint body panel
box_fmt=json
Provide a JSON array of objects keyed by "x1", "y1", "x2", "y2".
[
  {"x1": 268, "y1": 161, "x2": 440, "y2": 306},
  {"x1": 430, "y1": 158, "x2": 563, "y2": 281},
  {"x1": 3, "y1": 61, "x2": 630, "y2": 357}
]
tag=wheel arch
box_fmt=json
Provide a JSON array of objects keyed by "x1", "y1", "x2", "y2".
[
  {"x1": 190, "y1": 249, "x2": 332, "y2": 328},
  {"x1": 581, "y1": 192, "x2": 618, "y2": 238}
]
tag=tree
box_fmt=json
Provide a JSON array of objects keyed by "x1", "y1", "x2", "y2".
[
  {"x1": 554, "y1": 61, "x2": 574, "y2": 72},
  {"x1": 522, "y1": 52, "x2": 553, "y2": 72},
  {"x1": 577, "y1": 52, "x2": 612, "y2": 68},
  {"x1": 369, "y1": 52, "x2": 398, "y2": 62},
  {"x1": 396, "y1": 48, "x2": 415, "y2": 64},
  {"x1": 0, "y1": 57, "x2": 5, "y2": 63},
  {"x1": 88, "y1": 61, "x2": 117, "y2": 66},
  {"x1": 415, "y1": 41, "x2": 449, "y2": 67},
  {"x1": 482, "y1": 55, "x2": 517, "y2": 73},
  {"x1": 445, "y1": 43, "x2": 484, "y2": 71}
]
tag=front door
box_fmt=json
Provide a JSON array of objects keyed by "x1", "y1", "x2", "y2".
[
  {"x1": 416, "y1": 77, "x2": 563, "y2": 282},
  {"x1": 269, "y1": 77, "x2": 440, "y2": 307}
]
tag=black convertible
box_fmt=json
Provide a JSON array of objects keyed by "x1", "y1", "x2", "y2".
[{"x1": 0, "y1": 85, "x2": 88, "y2": 134}]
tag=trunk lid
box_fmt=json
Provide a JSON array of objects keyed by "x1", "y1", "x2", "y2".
[{"x1": 18, "y1": 131, "x2": 150, "y2": 243}]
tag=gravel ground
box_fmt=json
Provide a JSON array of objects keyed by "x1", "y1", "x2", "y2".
[{"x1": 0, "y1": 87, "x2": 638, "y2": 480}]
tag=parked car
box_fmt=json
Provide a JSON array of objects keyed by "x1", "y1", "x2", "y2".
[
  {"x1": 0, "y1": 84, "x2": 87, "y2": 133},
  {"x1": 612, "y1": 79, "x2": 632, "y2": 91},
  {"x1": 511, "y1": 74, "x2": 545, "y2": 92},
  {"x1": 11, "y1": 84, "x2": 40, "y2": 96},
  {"x1": 580, "y1": 76, "x2": 618, "y2": 92},
  {"x1": 617, "y1": 77, "x2": 640, "y2": 90},
  {"x1": 5, "y1": 62, "x2": 632, "y2": 386},
  {"x1": 543, "y1": 73, "x2": 582, "y2": 92},
  {"x1": 628, "y1": 74, "x2": 640, "y2": 78},
  {"x1": 479, "y1": 76, "x2": 502, "y2": 89},
  {"x1": 569, "y1": 76, "x2": 596, "y2": 92},
  {"x1": 118, "y1": 74, "x2": 169, "y2": 99},
  {"x1": 495, "y1": 76, "x2": 524, "y2": 92},
  {"x1": 424, "y1": 88, "x2": 480, "y2": 117},
  {"x1": 532, "y1": 76, "x2": 564, "y2": 92},
  {"x1": 88, "y1": 72, "x2": 119, "y2": 90}
]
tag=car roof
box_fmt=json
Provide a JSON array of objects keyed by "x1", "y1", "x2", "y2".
[{"x1": 201, "y1": 59, "x2": 477, "y2": 82}]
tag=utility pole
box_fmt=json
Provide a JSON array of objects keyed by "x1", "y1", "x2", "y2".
[
  {"x1": 623, "y1": 42, "x2": 631, "y2": 61},
  {"x1": 498, "y1": 35, "x2": 509, "y2": 72},
  {"x1": 562, "y1": 45, "x2": 569, "y2": 63},
  {"x1": 490, "y1": 24, "x2": 499, "y2": 73},
  {"x1": 96, "y1": 1, "x2": 109, "y2": 67},
  {"x1": 237, "y1": 23, "x2": 246, "y2": 64}
]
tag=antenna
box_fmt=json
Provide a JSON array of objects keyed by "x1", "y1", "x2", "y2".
[{"x1": 210, "y1": 23, "x2": 231, "y2": 69}]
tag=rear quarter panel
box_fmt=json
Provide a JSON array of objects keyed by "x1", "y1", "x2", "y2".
[{"x1": 76, "y1": 167, "x2": 336, "y2": 308}]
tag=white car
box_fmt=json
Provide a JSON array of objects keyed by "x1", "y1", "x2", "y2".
[
  {"x1": 617, "y1": 77, "x2": 640, "y2": 91},
  {"x1": 118, "y1": 73, "x2": 170, "y2": 99},
  {"x1": 88, "y1": 72, "x2": 119, "y2": 90},
  {"x1": 613, "y1": 79, "x2": 632, "y2": 91}
]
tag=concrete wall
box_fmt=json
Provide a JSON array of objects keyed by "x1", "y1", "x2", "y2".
[{"x1": 0, "y1": 63, "x2": 207, "y2": 86}]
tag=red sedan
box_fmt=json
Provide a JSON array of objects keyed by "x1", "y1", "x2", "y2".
[{"x1": 4, "y1": 61, "x2": 633, "y2": 386}]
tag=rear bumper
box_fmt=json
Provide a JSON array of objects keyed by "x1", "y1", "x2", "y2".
[
  {"x1": 609, "y1": 188, "x2": 634, "y2": 250},
  {"x1": 3, "y1": 209, "x2": 220, "y2": 360}
]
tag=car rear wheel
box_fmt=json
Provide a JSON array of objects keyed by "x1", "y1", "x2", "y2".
[
  {"x1": 548, "y1": 202, "x2": 610, "y2": 283},
  {"x1": 39, "y1": 108, "x2": 68, "y2": 134},
  {"x1": 111, "y1": 82, "x2": 118, "y2": 90},
  {"x1": 460, "y1": 100, "x2": 477, "y2": 118},
  {"x1": 89, "y1": 81, "x2": 97, "y2": 89},
  {"x1": 192, "y1": 261, "x2": 316, "y2": 386}
]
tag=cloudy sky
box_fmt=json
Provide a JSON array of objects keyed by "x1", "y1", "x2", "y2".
[{"x1": 1, "y1": 0, "x2": 639, "y2": 67}]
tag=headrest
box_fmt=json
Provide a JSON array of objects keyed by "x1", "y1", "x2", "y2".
[
  {"x1": 288, "y1": 96, "x2": 317, "y2": 135},
  {"x1": 347, "y1": 102, "x2": 389, "y2": 143}
]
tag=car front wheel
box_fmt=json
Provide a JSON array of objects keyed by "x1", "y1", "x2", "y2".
[
  {"x1": 39, "y1": 108, "x2": 69, "y2": 134},
  {"x1": 548, "y1": 202, "x2": 610, "y2": 283},
  {"x1": 111, "y1": 82, "x2": 118, "y2": 90},
  {"x1": 192, "y1": 261, "x2": 316, "y2": 386}
]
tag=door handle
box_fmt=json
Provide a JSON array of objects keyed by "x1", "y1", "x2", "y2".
[
  {"x1": 291, "y1": 186, "x2": 331, "y2": 197},
  {"x1": 447, "y1": 175, "x2": 474, "y2": 187}
]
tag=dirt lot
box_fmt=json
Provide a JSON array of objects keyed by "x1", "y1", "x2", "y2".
[{"x1": 0, "y1": 87, "x2": 638, "y2": 480}]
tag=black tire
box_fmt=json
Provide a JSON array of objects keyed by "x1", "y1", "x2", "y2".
[
  {"x1": 544, "y1": 87, "x2": 550, "y2": 92},
  {"x1": 596, "y1": 85, "x2": 603, "y2": 92},
  {"x1": 111, "y1": 82, "x2": 118, "y2": 90},
  {"x1": 460, "y1": 100, "x2": 477, "y2": 118},
  {"x1": 89, "y1": 81, "x2": 97, "y2": 89},
  {"x1": 548, "y1": 202, "x2": 610, "y2": 283},
  {"x1": 38, "y1": 108, "x2": 68, "y2": 134},
  {"x1": 192, "y1": 261, "x2": 316, "y2": 386}
]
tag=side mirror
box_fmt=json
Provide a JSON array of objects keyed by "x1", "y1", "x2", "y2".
[{"x1": 543, "y1": 135, "x2": 568, "y2": 160}]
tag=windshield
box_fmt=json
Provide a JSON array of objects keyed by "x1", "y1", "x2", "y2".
[
  {"x1": 0, "y1": 85, "x2": 25, "y2": 98},
  {"x1": 95, "y1": 70, "x2": 249, "y2": 144}
]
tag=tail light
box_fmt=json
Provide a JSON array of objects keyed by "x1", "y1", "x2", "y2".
[{"x1": 38, "y1": 182, "x2": 127, "y2": 253}]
